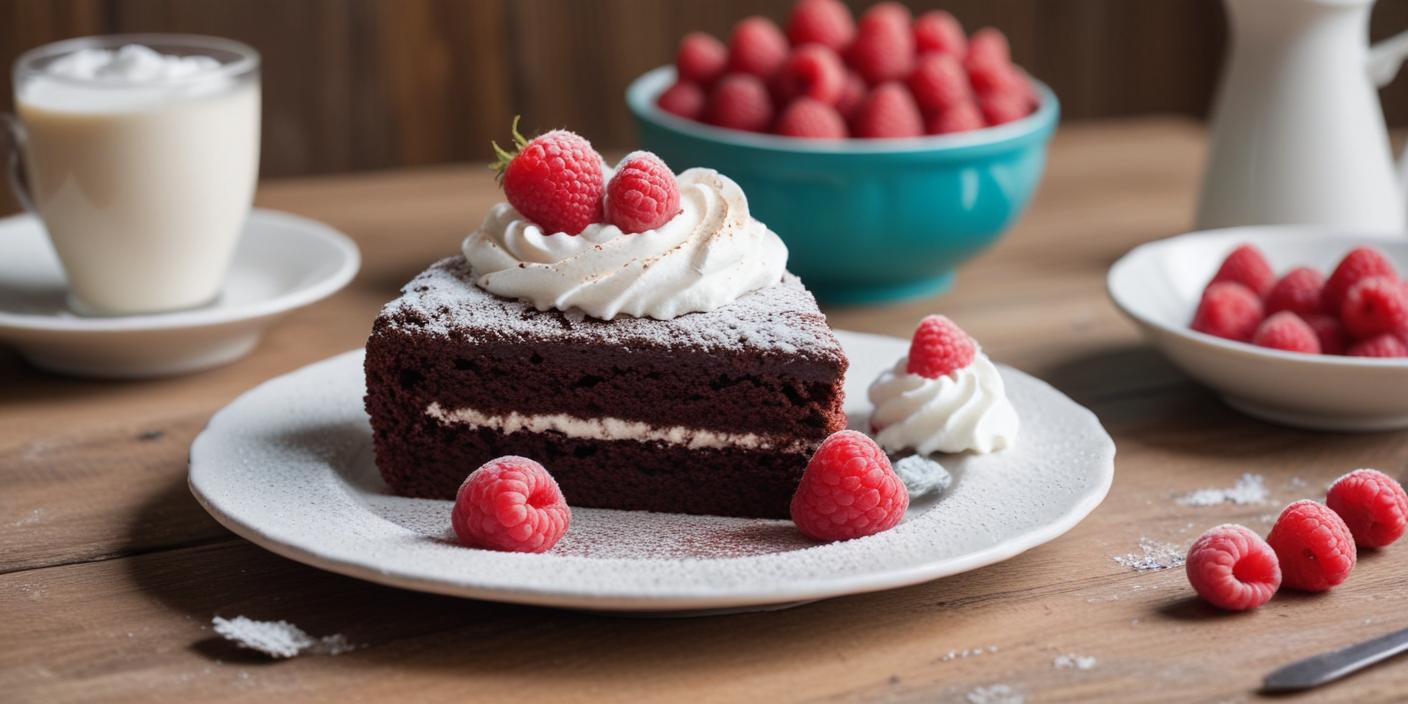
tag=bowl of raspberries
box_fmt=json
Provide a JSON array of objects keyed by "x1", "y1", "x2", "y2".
[
  {"x1": 625, "y1": 0, "x2": 1058, "y2": 305},
  {"x1": 1109, "y1": 226, "x2": 1408, "y2": 431}
]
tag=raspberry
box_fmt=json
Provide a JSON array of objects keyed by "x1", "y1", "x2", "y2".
[
  {"x1": 676, "y1": 32, "x2": 727, "y2": 86},
  {"x1": 1304, "y1": 314, "x2": 1349, "y2": 355},
  {"x1": 775, "y1": 97, "x2": 847, "y2": 139},
  {"x1": 914, "y1": 10, "x2": 967, "y2": 57},
  {"x1": 906, "y1": 314, "x2": 977, "y2": 378},
  {"x1": 787, "y1": 0, "x2": 855, "y2": 52},
  {"x1": 1340, "y1": 276, "x2": 1408, "y2": 340},
  {"x1": 1252, "y1": 312, "x2": 1320, "y2": 354},
  {"x1": 967, "y1": 27, "x2": 1011, "y2": 67},
  {"x1": 1191, "y1": 282, "x2": 1265, "y2": 342},
  {"x1": 927, "y1": 101, "x2": 984, "y2": 135},
  {"x1": 656, "y1": 80, "x2": 705, "y2": 120},
  {"x1": 1264, "y1": 266, "x2": 1326, "y2": 317},
  {"x1": 606, "y1": 151, "x2": 680, "y2": 234},
  {"x1": 1266, "y1": 500, "x2": 1357, "y2": 592},
  {"x1": 451, "y1": 456, "x2": 571, "y2": 553},
  {"x1": 1327, "y1": 469, "x2": 1408, "y2": 548},
  {"x1": 965, "y1": 28, "x2": 1015, "y2": 95},
  {"x1": 834, "y1": 70, "x2": 866, "y2": 119},
  {"x1": 775, "y1": 44, "x2": 846, "y2": 106},
  {"x1": 1185, "y1": 524, "x2": 1281, "y2": 611},
  {"x1": 790, "y1": 430, "x2": 908, "y2": 542},
  {"x1": 1347, "y1": 333, "x2": 1407, "y2": 358},
  {"x1": 491, "y1": 120, "x2": 605, "y2": 236},
  {"x1": 1323, "y1": 246, "x2": 1398, "y2": 314},
  {"x1": 909, "y1": 52, "x2": 972, "y2": 115},
  {"x1": 706, "y1": 73, "x2": 774, "y2": 132},
  {"x1": 851, "y1": 82, "x2": 923, "y2": 139},
  {"x1": 1209, "y1": 244, "x2": 1276, "y2": 297},
  {"x1": 727, "y1": 16, "x2": 789, "y2": 78},
  {"x1": 848, "y1": 2, "x2": 915, "y2": 85},
  {"x1": 978, "y1": 90, "x2": 1030, "y2": 126}
]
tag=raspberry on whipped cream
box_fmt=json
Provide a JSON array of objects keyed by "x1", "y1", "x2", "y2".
[
  {"x1": 868, "y1": 319, "x2": 1019, "y2": 455},
  {"x1": 462, "y1": 167, "x2": 787, "y2": 321}
]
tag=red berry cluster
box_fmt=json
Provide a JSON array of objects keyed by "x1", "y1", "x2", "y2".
[
  {"x1": 1184, "y1": 468, "x2": 1407, "y2": 610},
  {"x1": 492, "y1": 120, "x2": 681, "y2": 235},
  {"x1": 657, "y1": 0, "x2": 1037, "y2": 140},
  {"x1": 1190, "y1": 243, "x2": 1408, "y2": 358}
]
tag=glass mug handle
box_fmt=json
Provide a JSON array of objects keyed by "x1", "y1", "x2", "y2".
[{"x1": 0, "y1": 113, "x2": 35, "y2": 213}]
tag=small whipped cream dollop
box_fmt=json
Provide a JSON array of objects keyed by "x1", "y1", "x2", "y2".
[
  {"x1": 868, "y1": 352, "x2": 1019, "y2": 455},
  {"x1": 46, "y1": 45, "x2": 220, "y2": 82},
  {"x1": 461, "y1": 168, "x2": 787, "y2": 320}
]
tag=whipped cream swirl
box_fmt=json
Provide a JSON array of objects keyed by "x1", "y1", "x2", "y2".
[
  {"x1": 461, "y1": 168, "x2": 787, "y2": 320},
  {"x1": 868, "y1": 353, "x2": 1019, "y2": 455}
]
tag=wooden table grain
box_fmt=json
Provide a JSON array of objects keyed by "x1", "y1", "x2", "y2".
[{"x1": 3, "y1": 118, "x2": 1407, "y2": 704}]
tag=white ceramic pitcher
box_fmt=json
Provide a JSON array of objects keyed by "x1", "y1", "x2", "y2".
[{"x1": 1196, "y1": 0, "x2": 1408, "y2": 234}]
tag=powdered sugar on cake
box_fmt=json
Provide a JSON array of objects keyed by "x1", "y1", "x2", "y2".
[{"x1": 462, "y1": 168, "x2": 787, "y2": 320}]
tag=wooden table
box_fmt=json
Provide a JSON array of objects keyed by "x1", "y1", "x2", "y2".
[{"x1": 3, "y1": 119, "x2": 1406, "y2": 703}]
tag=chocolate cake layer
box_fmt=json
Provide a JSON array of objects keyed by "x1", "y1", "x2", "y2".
[{"x1": 364, "y1": 257, "x2": 849, "y2": 518}]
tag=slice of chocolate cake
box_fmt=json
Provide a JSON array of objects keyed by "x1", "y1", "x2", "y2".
[{"x1": 364, "y1": 257, "x2": 848, "y2": 518}]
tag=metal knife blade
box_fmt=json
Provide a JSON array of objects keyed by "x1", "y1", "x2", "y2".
[{"x1": 1263, "y1": 625, "x2": 1408, "y2": 692}]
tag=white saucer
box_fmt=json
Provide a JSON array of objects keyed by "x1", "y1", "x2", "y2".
[
  {"x1": 0, "y1": 208, "x2": 359, "y2": 378},
  {"x1": 1109, "y1": 227, "x2": 1408, "y2": 431},
  {"x1": 189, "y1": 331, "x2": 1115, "y2": 614}
]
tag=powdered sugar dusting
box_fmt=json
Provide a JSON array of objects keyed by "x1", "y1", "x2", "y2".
[
  {"x1": 1112, "y1": 537, "x2": 1186, "y2": 571},
  {"x1": 966, "y1": 684, "x2": 1024, "y2": 704},
  {"x1": 1054, "y1": 654, "x2": 1098, "y2": 670},
  {"x1": 211, "y1": 616, "x2": 355, "y2": 658},
  {"x1": 1176, "y1": 473, "x2": 1268, "y2": 507}
]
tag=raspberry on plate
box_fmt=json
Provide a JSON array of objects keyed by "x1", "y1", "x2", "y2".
[
  {"x1": 491, "y1": 120, "x2": 605, "y2": 236},
  {"x1": 676, "y1": 32, "x2": 727, "y2": 86},
  {"x1": 848, "y1": 2, "x2": 915, "y2": 85},
  {"x1": 927, "y1": 101, "x2": 984, "y2": 135},
  {"x1": 906, "y1": 314, "x2": 977, "y2": 378},
  {"x1": 790, "y1": 430, "x2": 909, "y2": 541},
  {"x1": 706, "y1": 73, "x2": 774, "y2": 132},
  {"x1": 1191, "y1": 282, "x2": 1265, "y2": 342},
  {"x1": 1340, "y1": 275, "x2": 1408, "y2": 340},
  {"x1": 727, "y1": 16, "x2": 789, "y2": 78},
  {"x1": 1209, "y1": 243, "x2": 1276, "y2": 297},
  {"x1": 909, "y1": 52, "x2": 971, "y2": 115},
  {"x1": 1347, "y1": 333, "x2": 1407, "y2": 358},
  {"x1": 776, "y1": 97, "x2": 848, "y2": 139},
  {"x1": 1326, "y1": 469, "x2": 1408, "y2": 548},
  {"x1": 1323, "y1": 246, "x2": 1398, "y2": 314},
  {"x1": 851, "y1": 82, "x2": 923, "y2": 138},
  {"x1": 914, "y1": 10, "x2": 966, "y2": 57},
  {"x1": 1264, "y1": 266, "x2": 1326, "y2": 317},
  {"x1": 1252, "y1": 311, "x2": 1320, "y2": 354},
  {"x1": 786, "y1": 0, "x2": 855, "y2": 52},
  {"x1": 775, "y1": 44, "x2": 846, "y2": 106},
  {"x1": 1266, "y1": 500, "x2": 1356, "y2": 592},
  {"x1": 606, "y1": 152, "x2": 681, "y2": 234},
  {"x1": 656, "y1": 80, "x2": 706, "y2": 120},
  {"x1": 1185, "y1": 524, "x2": 1281, "y2": 610},
  {"x1": 451, "y1": 456, "x2": 571, "y2": 553}
]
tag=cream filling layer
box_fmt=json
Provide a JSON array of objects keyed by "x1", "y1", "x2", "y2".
[{"x1": 425, "y1": 402, "x2": 813, "y2": 454}]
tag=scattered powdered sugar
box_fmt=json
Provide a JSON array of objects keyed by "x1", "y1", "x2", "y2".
[
  {"x1": 1112, "y1": 537, "x2": 1186, "y2": 571},
  {"x1": 939, "y1": 645, "x2": 998, "y2": 662},
  {"x1": 892, "y1": 454, "x2": 952, "y2": 499},
  {"x1": 966, "y1": 684, "x2": 1024, "y2": 704},
  {"x1": 1054, "y1": 654, "x2": 1098, "y2": 670},
  {"x1": 1176, "y1": 473, "x2": 1268, "y2": 507},
  {"x1": 212, "y1": 616, "x2": 355, "y2": 658}
]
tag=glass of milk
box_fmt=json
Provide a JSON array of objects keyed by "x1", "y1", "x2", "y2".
[{"x1": 3, "y1": 34, "x2": 260, "y2": 315}]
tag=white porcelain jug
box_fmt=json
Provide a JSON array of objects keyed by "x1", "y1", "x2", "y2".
[{"x1": 1196, "y1": 0, "x2": 1408, "y2": 234}]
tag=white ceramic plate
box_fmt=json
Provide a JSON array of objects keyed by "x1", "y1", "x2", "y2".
[
  {"x1": 0, "y1": 208, "x2": 359, "y2": 378},
  {"x1": 1109, "y1": 226, "x2": 1408, "y2": 431},
  {"x1": 189, "y1": 331, "x2": 1114, "y2": 614}
]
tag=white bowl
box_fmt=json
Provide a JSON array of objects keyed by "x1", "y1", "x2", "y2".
[{"x1": 1108, "y1": 226, "x2": 1408, "y2": 431}]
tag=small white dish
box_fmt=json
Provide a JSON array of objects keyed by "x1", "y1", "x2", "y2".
[
  {"x1": 1109, "y1": 226, "x2": 1408, "y2": 431},
  {"x1": 0, "y1": 208, "x2": 359, "y2": 378},
  {"x1": 188, "y1": 331, "x2": 1115, "y2": 614}
]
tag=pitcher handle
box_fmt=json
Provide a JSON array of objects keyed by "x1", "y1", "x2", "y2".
[
  {"x1": 0, "y1": 112, "x2": 35, "y2": 213},
  {"x1": 1369, "y1": 30, "x2": 1408, "y2": 88}
]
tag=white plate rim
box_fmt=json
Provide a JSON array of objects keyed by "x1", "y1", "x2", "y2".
[
  {"x1": 0, "y1": 208, "x2": 361, "y2": 333},
  {"x1": 189, "y1": 331, "x2": 1115, "y2": 612}
]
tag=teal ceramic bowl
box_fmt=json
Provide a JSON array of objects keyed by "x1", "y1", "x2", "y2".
[{"x1": 626, "y1": 66, "x2": 1059, "y2": 305}]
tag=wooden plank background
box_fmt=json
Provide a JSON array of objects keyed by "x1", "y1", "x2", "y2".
[{"x1": 2, "y1": 0, "x2": 1408, "y2": 199}]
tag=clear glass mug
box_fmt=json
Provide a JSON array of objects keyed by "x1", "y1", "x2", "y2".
[{"x1": 2, "y1": 34, "x2": 260, "y2": 315}]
